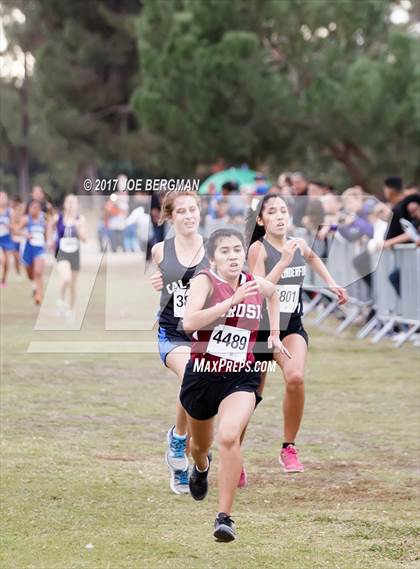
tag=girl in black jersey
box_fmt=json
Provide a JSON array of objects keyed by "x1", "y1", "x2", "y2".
[
  {"x1": 246, "y1": 194, "x2": 348, "y2": 473},
  {"x1": 151, "y1": 191, "x2": 208, "y2": 495}
]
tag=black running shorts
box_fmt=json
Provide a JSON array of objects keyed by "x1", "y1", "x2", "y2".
[
  {"x1": 254, "y1": 317, "x2": 309, "y2": 363},
  {"x1": 180, "y1": 359, "x2": 262, "y2": 421},
  {"x1": 56, "y1": 249, "x2": 80, "y2": 272}
]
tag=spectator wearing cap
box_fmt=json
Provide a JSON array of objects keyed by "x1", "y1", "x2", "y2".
[
  {"x1": 221, "y1": 181, "x2": 246, "y2": 218},
  {"x1": 254, "y1": 173, "x2": 269, "y2": 195}
]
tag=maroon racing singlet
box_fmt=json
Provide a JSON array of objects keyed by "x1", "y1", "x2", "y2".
[{"x1": 190, "y1": 268, "x2": 263, "y2": 373}]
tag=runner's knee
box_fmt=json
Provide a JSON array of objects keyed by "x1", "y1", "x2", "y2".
[
  {"x1": 285, "y1": 370, "x2": 304, "y2": 391},
  {"x1": 218, "y1": 429, "x2": 240, "y2": 450}
]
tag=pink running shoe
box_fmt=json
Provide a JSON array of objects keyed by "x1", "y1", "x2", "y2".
[
  {"x1": 279, "y1": 445, "x2": 304, "y2": 473},
  {"x1": 237, "y1": 466, "x2": 248, "y2": 488}
]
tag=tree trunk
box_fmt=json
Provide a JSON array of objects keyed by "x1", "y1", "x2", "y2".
[
  {"x1": 77, "y1": 161, "x2": 100, "y2": 209},
  {"x1": 329, "y1": 142, "x2": 369, "y2": 190},
  {"x1": 17, "y1": 147, "x2": 30, "y2": 200},
  {"x1": 18, "y1": 54, "x2": 30, "y2": 200}
]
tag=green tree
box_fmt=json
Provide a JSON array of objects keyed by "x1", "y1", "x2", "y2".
[
  {"x1": 133, "y1": 0, "x2": 420, "y2": 190},
  {"x1": 33, "y1": 0, "x2": 145, "y2": 192},
  {"x1": 0, "y1": 1, "x2": 42, "y2": 197},
  {"x1": 1, "y1": 0, "x2": 146, "y2": 199}
]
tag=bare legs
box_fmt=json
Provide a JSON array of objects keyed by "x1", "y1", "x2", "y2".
[
  {"x1": 165, "y1": 346, "x2": 191, "y2": 436},
  {"x1": 0, "y1": 249, "x2": 9, "y2": 284},
  {"x1": 24, "y1": 257, "x2": 45, "y2": 303},
  {"x1": 32, "y1": 257, "x2": 45, "y2": 303},
  {"x1": 240, "y1": 334, "x2": 307, "y2": 450},
  {"x1": 187, "y1": 391, "x2": 256, "y2": 514},
  {"x1": 57, "y1": 260, "x2": 71, "y2": 304},
  {"x1": 273, "y1": 334, "x2": 307, "y2": 443}
]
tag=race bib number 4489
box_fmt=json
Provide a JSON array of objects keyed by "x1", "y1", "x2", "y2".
[{"x1": 207, "y1": 324, "x2": 250, "y2": 363}]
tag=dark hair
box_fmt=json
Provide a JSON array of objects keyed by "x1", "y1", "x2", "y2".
[
  {"x1": 280, "y1": 175, "x2": 292, "y2": 186},
  {"x1": 306, "y1": 199, "x2": 325, "y2": 230},
  {"x1": 309, "y1": 180, "x2": 327, "y2": 188},
  {"x1": 28, "y1": 199, "x2": 42, "y2": 208},
  {"x1": 206, "y1": 228, "x2": 245, "y2": 260},
  {"x1": 221, "y1": 181, "x2": 237, "y2": 193},
  {"x1": 245, "y1": 193, "x2": 286, "y2": 247},
  {"x1": 401, "y1": 194, "x2": 420, "y2": 218},
  {"x1": 384, "y1": 176, "x2": 403, "y2": 192}
]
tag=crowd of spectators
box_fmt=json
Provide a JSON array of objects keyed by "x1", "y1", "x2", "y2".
[{"x1": 96, "y1": 173, "x2": 420, "y2": 283}]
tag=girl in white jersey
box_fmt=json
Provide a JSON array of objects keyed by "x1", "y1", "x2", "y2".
[
  {"x1": 52, "y1": 194, "x2": 87, "y2": 321},
  {"x1": 15, "y1": 200, "x2": 50, "y2": 305},
  {"x1": 0, "y1": 192, "x2": 14, "y2": 287}
]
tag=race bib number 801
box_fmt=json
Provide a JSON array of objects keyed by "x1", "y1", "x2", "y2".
[
  {"x1": 207, "y1": 324, "x2": 250, "y2": 363},
  {"x1": 276, "y1": 284, "x2": 300, "y2": 313}
]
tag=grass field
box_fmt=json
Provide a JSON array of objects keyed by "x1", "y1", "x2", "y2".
[{"x1": 1, "y1": 258, "x2": 419, "y2": 569}]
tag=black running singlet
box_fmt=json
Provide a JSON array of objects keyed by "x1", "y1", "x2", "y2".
[
  {"x1": 158, "y1": 237, "x2": 209, "y2": 330},
  {"x1": 260, "y1": 237, "x2": 306, "y2": 330}
]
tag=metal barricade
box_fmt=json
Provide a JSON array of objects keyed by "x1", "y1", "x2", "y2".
[
  {"x1": 392, "y1": 245, "x2": 420, "y2": 347},
  {"x1": 369, "y1": 249, "x2": 400, "y2": 343},
  {"x1": 199, "y1": 200, "x2": 418, "y2": 348},
  {"x1": 303, "y1": 234, "x2": 373, "y2": 330},
  {"x1": 395, "y1": 245, "x2": 420, "y2": 322}
]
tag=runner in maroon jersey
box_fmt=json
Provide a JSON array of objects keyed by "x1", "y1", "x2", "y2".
[{"x1": 180, "y1": 228, "x2": 290, "y2": 542}]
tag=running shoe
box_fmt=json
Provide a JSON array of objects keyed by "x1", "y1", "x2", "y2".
[
  {"x1": 214, "y1": 513, "x2": 236, "y2": 542},
  {"x1": 56, "y1": 299, "x2": 67, "y2": 317},
  {"x1": 169, "y1": 468, "x2": 190, "y2": 495},
  {"x1": 279, "y1": 445, "x2": 304, "y2": 473},
  {"x1": 189, "y1": 455, "x2": 211, "y2": 501},
  {"x1": 65, "y1": 309, "x2": 76, "y2": 323},
  {"x1": 237, "y1": 466, "x2": 248, "y2": 488},
  {"x1": 165, "y1": 426, "x2": 188, "y2": 472}
]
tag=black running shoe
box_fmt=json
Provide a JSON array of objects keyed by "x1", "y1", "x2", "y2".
[
  {"x1": 213, "y1": 512, "x2": 236, "y2": 542},
  {"x1": 189, "y1": 455, "x2": 211, "y2": 501}
]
